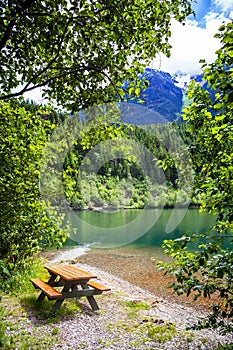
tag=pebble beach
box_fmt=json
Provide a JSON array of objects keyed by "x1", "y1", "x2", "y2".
[{"x1": 28, "y1": 245, "x2": 233, "y2": 349}]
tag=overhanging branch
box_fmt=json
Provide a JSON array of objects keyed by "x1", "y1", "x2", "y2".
[{"x1": 0, "y1": 0, "x2": 35, "y2": 51}]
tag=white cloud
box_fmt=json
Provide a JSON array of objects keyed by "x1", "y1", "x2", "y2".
[
  {"x1": 154, "y1": 13, "x2": 230, "y2": 76},
  {"x1": 213, "y1": 0, "x2": 233, "y2": 12},
  {"x1": 23, "y1": 87, "x2": 45, "y2": 104}
]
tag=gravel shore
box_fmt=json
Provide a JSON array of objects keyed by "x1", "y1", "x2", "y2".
[{"x1": 31, "y1": 246, "x2": 233, "y2": 350}]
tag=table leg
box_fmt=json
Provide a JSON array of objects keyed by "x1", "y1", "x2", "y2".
[
  {"x1": 81, "y1": 283, "x2": 99, "y2": 311},
  {"x1": 71, "y1": 284, "x2": 79, "y2": 302},
  {"x1": 36, "y1": 273, "x2": 58, "y2": 303},
  {"x1": 52, "y1": 284, "x2": 70, "y2": 311},
  {"x1": 37, "y1": 291, "x2": 46, "y2": 302},
  {"x1": 87, "y1": 296, "x2": 99, "y2": 311},
  {"x1": 48, "y1": 274, "x2": 58, "y2": 286},
  {"x1": 52, "y1": 299, "x2": 64, "y2": 311}
]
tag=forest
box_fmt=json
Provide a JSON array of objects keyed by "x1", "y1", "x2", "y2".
[{"x1": 18, "y1": 98, "x2": 200, "y2": 212}]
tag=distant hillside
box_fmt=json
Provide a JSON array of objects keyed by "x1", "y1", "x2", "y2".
[
  {"x1": 119, "y1": 102, "x2": 167, "y2": 125},
  {"x1": 121, "y1": 68, "x2": 183, "y2": 125}
]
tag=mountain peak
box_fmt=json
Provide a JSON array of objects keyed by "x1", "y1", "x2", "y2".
[{"x1": 125, "y1": 68, "x2": 183, "y2": 124}]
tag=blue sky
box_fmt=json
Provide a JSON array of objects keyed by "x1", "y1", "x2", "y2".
[
  {"x1": 153, "y1": 0, "x2": 233, "y2": 77},
  {"x1": 190, "y1": 0, "x2": 213, "y2": 25}
]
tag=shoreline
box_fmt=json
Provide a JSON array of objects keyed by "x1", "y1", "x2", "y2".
[
  {"x1": 75, "y1": 204, "x2": 201, "y2": 212},
  {"x1": 43, "y1": 245, "x2": 216, "y2": 312}
]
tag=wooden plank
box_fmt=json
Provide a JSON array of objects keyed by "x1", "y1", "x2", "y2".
[
  {"x1": 30, "y1": 278, "x2": 63, "y2": 299},
  {"x1": 87, "y1": 280, "x2": 111, "y2": 292},
  {"x1": 45, "y1": 265, "x2": 78, "y2": 281},
  {"x1": 66, "y1": 265, "x2": 97, "y2": 279},
  {"x1": 44, "y1": 265, "x2": 97, "y2": 281}
]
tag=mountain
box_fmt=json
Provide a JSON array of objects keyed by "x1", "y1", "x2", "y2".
[{"x1": 121, "y1": 68, "x2": 183, "y2": 125}]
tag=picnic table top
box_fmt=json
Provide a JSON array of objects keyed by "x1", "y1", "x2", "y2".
[{"x1": 45, "y1": 264, "x2": 97, "y2": 282}]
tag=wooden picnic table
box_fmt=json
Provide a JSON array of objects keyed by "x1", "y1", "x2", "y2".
[{"x1": 31, "y1": 264, "x2": 110, "y2": 311}]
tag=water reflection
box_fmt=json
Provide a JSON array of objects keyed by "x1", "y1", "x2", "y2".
[{"x1": 65, "y1": 209, "x2": 216, "y2": 248}]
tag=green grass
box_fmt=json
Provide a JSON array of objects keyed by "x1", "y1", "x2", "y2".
[
  {"x1": 121, "y1": 299, "x2": 151, "y2": 318},
  {"x1": 111, "y1": 316, "x2": 177, "y2": 346},
  {"x1": 0, "y1": 295, "x2": 58, "y2": 350},
  {"x1": 2, "y1": 257, "x2": 50, "y2": 296},
  {"x1": 0, "y1": 257, "x2": 85, "y2": 349},
  {"x1": 1, "y1": 331, "x2": 56, "y2": 350},
  {"x1": 0, "y1": 304, "x2": 7, "y2": 349},
  {"x1": 213, "y1": 345, "x2": 233, "y2": 350},
  {"x1": 124, "y1": 300, "x2": 151, "y2": 311},
  {"x1": 0, "y1": 289, "x2": 84, "y2": 350},
  {"x1": 20, "y1": 294, "x2": 83, "y2": 322},
  {"x1": 145, "y1": 320, "x2": 177, "y2": 343}
]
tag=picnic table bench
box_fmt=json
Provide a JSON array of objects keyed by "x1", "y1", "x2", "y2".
[{"x1": 31, "y1": 264, "x2": 111, "y2": 311}]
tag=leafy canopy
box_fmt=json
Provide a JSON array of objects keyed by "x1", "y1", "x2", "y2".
[
  {"x1": 0, "y1": 0, "x2": 192, "y2": 110},
  {"x1": 157, "y1": 20, "x2": 233, "y2": 332},
  {"x1": 184, "y1": 20, "x2": 233, "y2": 233}
]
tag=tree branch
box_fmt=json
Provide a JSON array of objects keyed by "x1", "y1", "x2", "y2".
[
  {"x1": 0, "y1": 0, "x2": 35, "y2": 50},
  {"x1": 0, "y1": 62, "x2": 127, "y2": 101}
]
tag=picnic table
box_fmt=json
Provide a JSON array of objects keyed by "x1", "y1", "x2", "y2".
[{"x1": 31, "y1": 264, "x2": 111, "y2": 311}]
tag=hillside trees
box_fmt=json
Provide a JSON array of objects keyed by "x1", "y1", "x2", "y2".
[
  {"x1": 157, "y1": 20, "x2": 233, "y2": 331},
  {"x1": 61, "y1": 121, "x2": 183, "y2": 209}
]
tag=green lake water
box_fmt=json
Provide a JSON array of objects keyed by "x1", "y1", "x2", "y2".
[{"x1": 65, "y1": 208, "x2": 218, "y2": 249}]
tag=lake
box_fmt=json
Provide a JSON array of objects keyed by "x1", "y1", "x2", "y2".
[{"x1": 65, "y1": 208, "x2": 217, "y2": 249}]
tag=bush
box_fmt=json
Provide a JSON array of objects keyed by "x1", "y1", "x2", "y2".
[{"x1": 0, "y1": 101, "x2": 68, "y2": 287}]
